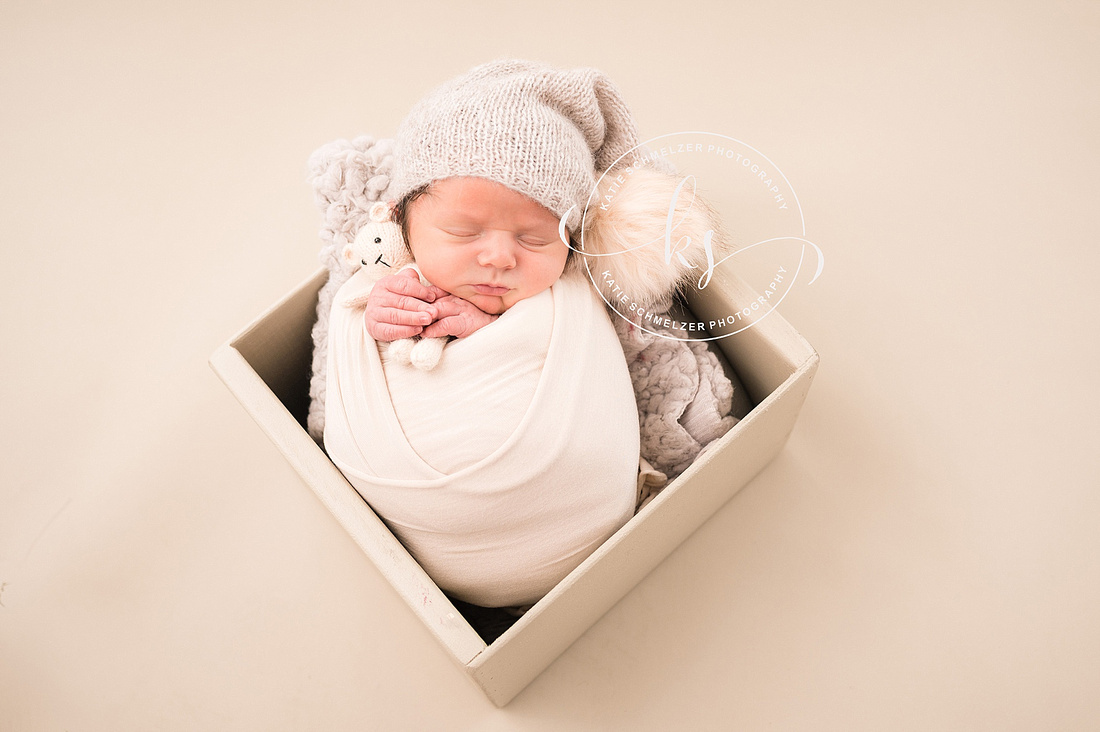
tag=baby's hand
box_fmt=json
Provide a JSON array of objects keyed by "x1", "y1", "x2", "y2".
[
  {"x1": 420, "y1": 295, "x2": 499, "y2": 339},
  {"x1": 364, "y1": 269, "x2": 449, "y2": 342}
]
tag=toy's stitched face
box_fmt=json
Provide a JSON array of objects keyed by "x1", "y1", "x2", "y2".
[{"x1": 343, "y1": 221, "x2": 412, "y2": 278}]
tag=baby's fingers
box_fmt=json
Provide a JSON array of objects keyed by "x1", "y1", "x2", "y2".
[
  {"x1": 365, "y1": 306, "x2": 435, "y2": 342},
  {"x1": 425, "y1": 283, "x2": 450, "y2": 301},
  {"x1": 373, "y1": 306, "x2": 435, "y2": 327},
  {"x1": 421, "y1": 314, "x2": 476, "y2": 339},
  {"x1": 367, "y1": 318, "x2": 425, "y2": 342},
  {"x1": 377, "y1": 270, "x2": 440, "y2": 303}
]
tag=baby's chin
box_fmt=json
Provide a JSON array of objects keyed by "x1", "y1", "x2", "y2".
[{"x1": 466, "y1": 292, "x2": 510, "y2": 315}]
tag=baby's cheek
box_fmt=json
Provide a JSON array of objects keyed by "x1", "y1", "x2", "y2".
[{"x1": 417, "y1": 259, "x2": 457, "y2": 294}]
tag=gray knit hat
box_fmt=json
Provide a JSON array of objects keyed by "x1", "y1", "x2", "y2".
[{"x1": 389, "y1": 59, "x2": 641, "y2": 234}]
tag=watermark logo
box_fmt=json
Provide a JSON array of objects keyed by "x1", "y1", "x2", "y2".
[{"x1": 560, "y1": 131, "x2": 824, "y2": 341}]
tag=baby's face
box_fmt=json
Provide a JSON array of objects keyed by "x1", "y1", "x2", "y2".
[{"x1": 405, "y1": 177, "x2": 569, "y2": 314}]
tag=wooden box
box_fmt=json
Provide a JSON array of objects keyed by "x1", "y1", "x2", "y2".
[{"x1": 210, "y1": 265, "x2": 818, "y2": 706}]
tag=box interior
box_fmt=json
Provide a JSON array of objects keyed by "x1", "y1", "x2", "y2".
[{"x1": 230, "y1": 270, "x2": 325, "y2": 431}]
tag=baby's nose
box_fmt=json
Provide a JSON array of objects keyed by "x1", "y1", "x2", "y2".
[{"x1": 477, "y1": 233, "x2": 517, "y2": 268}]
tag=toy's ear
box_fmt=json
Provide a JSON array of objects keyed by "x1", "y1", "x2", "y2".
[
  {"x1": 368, "y1": 200, "x2": 392, "y2": 223},
  {"x1": 341, "y1": 243, "x2": 357, "y2": 265}
]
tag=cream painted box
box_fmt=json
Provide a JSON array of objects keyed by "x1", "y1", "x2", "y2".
[{"x1": 210, "y1": 264, "x2": 818, "y2": 706}]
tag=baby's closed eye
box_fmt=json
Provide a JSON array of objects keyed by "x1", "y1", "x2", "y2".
[
  {"x1": 437, "y1": 225, "x2": 552, "y2": 243},
  {"x1": 518, "y1": 235, "x2": 554, "y2": 247},
  {"x1": 439, "y1": 227, "x2": 480, "y2": 238}
]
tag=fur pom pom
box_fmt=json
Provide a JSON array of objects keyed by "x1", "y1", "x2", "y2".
[{"x1": 573, "y1": 167, "x2": 727, "y2": 312}]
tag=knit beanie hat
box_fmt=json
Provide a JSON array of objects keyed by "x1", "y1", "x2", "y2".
[{"x1": 389, "y1": 59, "x2": 641, "y2": 234}]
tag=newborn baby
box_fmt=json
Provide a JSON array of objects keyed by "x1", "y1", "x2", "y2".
[{"x1": 322, "y1": 59, "x2": 653, "y2": 609}]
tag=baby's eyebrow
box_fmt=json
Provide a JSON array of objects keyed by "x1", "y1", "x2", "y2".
[
  {"x1": 507, "y1": 217, "x2": 560, "y2": 234},
  {"x1": 435, "y1": 212, "x2": 481, "y2": 226}
]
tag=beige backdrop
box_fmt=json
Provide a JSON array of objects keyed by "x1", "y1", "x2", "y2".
[{"x1": 2, "y1": 1, "x2": 1098, "y2": 729}]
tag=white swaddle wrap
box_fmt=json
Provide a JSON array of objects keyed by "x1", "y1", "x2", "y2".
[{"x1": 324, "y1": 270, "x2": 639, "y2": 607}]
